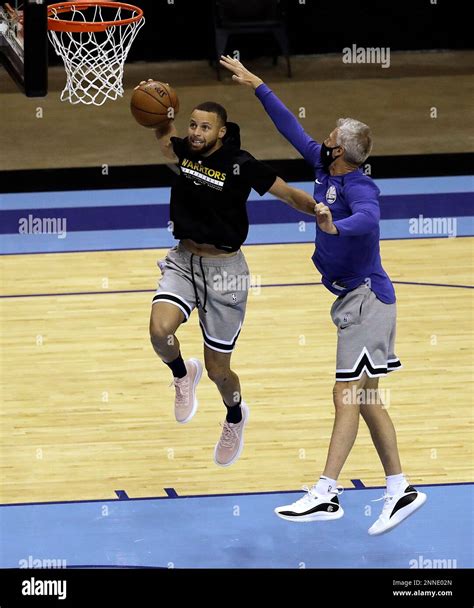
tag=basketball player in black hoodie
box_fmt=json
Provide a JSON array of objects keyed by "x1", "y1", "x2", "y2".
[{"x1": 149, "y1": 98, "x2": 316, "y2": 467}]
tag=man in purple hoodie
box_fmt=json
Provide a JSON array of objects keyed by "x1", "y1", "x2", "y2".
[{"x1": 221, "y1": 55, "x2": 426, "y2": 535}]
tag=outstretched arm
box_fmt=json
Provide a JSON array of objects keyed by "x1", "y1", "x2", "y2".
[
  {"x1": 269, "y1": 177, "x2": 316, "y2": 217},
  {"x1": 219, "y1": 55, "x2": 321, "y2": 166}
]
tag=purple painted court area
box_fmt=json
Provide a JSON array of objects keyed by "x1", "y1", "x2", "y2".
[
  {"x1": 1, "y1": 175, "x2": 472, "y2": 254},
  {"x1": 1, "y1": 484, "x2": 471, "y2": 569}
]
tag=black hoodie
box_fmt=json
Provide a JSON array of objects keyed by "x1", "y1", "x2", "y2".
[{"x1": 169, "y1": 122, "x2": 277, "y2": 252}]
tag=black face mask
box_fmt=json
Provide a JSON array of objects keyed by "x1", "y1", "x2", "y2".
[{"x1": 320, "y1": 143, "x2": 341, "y2": 171}]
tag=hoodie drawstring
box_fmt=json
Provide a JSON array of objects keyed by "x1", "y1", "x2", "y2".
[{"x1": 190, "y1": 254, "x2": 208, "y2": 313}]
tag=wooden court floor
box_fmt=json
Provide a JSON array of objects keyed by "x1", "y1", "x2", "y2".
[{"x1": 1, "y1": 238, "x2": 473, "y2": 504}]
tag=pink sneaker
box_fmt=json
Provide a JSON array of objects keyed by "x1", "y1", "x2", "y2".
[
  {"x1": 172, "y1": 358, "x2": 202, "y2": 423},
  {"x1": 214, "y1": 402, "x2": 249, "y2": 467}
]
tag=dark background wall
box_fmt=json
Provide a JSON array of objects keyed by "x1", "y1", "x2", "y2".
[
  {"x1": 129, "y1": 0, "x2": 471, "y2": 61},
  {"x1": 46, "y1": 0, "x2": 472, "y2": 64}
]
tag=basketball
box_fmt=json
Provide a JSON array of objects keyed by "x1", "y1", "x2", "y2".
[{"x1": 130, "y1": 80, "x2": 180, "y2": 128}]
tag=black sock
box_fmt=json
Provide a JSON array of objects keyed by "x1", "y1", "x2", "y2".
[
  {"x1": 225, "y1": 398, "x2": 242, "y2": 424},
  {"x1": 164, "y1": 353, "x2": 187, "y2": 379}
]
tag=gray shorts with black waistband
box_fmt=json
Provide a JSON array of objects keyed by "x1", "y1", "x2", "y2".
[
  {"x1": 152, "y1": 243, "x2": 250, "y2": 353},
  {"x1": 330, "y1": 283, "x2": 402, "y2": 381}
]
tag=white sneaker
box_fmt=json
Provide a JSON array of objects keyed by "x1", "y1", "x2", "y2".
[
  {"x1": 275, "y1": 485, "x2": 344, "y2": 522},
  {"x1": 368, "y1": 484, "x2": 427, "y2": 536}
]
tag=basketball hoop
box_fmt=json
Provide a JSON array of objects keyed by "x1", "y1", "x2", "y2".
[{"x1": 47, "y1": 1, "x2": 145, "y2": 105}]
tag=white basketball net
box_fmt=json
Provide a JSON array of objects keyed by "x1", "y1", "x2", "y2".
[{"x1": 48, "y1": 4, "x2": 144, "y2": 105}]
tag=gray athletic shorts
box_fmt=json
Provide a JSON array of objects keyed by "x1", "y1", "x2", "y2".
[
  {"x1": 330, "y1": 284, "x2": 402, "y2": 381},
  {"x1": 152, "y1": 243, "x2": 250, "y2": 353}
]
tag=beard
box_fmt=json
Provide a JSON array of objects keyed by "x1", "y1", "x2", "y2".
[{"x1": 187, "y1": 136, "x2": 219, "y2": 155}]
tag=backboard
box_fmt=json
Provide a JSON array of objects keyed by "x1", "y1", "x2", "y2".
[{"x1": 0, "y1": 0, "x2": 47, "y2": 96}]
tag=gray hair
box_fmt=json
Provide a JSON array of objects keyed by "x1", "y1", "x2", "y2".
[{"x1": 335, "y1": 118, "x2": 373, "y2": 165}]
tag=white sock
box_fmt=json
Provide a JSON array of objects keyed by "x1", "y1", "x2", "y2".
[
  {"x1": 315, "y1": 475, "x2": 337, "y2": 495},
  {"x1": 386, "y1": 473, "x2": 407, "y2": 495}
]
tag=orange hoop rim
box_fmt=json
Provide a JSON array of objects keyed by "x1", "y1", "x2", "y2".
[{"x1": 47, "y1": 1, "x2": 144, "y2": 33}]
